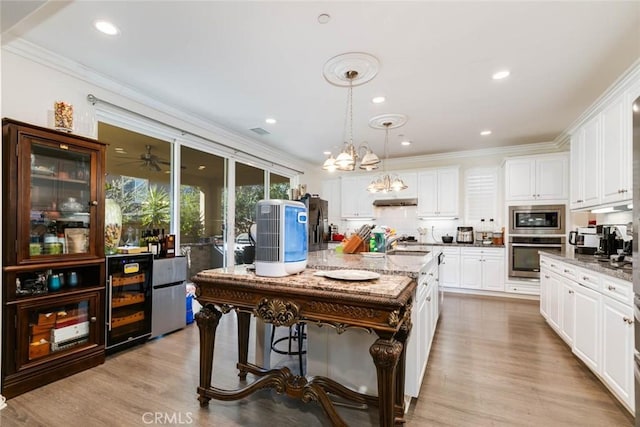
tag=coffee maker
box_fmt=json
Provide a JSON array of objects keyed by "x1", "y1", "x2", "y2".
[{"x1": 596, "y1": 225, "x2": 630, "y2": 258}]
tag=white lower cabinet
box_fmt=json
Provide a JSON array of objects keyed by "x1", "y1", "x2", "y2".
[
  {"x1": 572, "y1": 283, "x2": 601, "y2": 373},
  {"x1": 459, "y1": 247, "x2": 504, "y2": 291},
  {"x1": 602, "y1": 296, "x2": 634, "y2": 410},
  {"x1": 439, "y1": 247, "x2": 460, "y2": 288},
  {"x1": 539, "y1": 254, "x2": 634, "y2": 414},
  {"x1": 559, "y1": 279, "x2": 575, "y2": 346}
]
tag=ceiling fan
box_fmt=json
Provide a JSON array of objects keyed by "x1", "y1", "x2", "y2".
[{"x1": 117, "y1": 145, "x2": 171, "y2": 172}]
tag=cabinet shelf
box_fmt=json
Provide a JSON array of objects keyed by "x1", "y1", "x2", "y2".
[
  {"x1": 31, "y1": 174, "x2": 89, "y2": 185},
  {"x1": 111, "y1": 310, "x2": 145, "y2": 328},
  {"x1": 111, "y1": 273, "x2": 145, "y2": 287},
  {"x1": 112, "y1": 293, "x2": 145, "y2": 308}
]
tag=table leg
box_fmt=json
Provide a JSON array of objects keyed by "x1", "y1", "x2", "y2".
[
  {"x1": 370, "y1": 338, "x2": 403, "y2": 427},
  {"x1": 237, "y1": 311, "x2": 251, "y2": 380},
  {"x1": 195, "y1": 304, "x2": 222, "y2": 407},
  {"x1": 394, "y1": 321, "x2": 412, "y2": 421}
]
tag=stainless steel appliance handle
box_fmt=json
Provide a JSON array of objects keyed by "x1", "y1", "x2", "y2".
[
  {"x1": 510, "y1": 243, "x2": 563, "y2": 248},
  {"x1": 107, "y1": 275, "x2": 113, "y2": 331}
]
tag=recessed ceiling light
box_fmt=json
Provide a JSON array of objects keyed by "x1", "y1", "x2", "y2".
[
  {"x1": 372, "y1": 96, "x2": 386, "y2": 104},
  {"x1": 480, "y1": 130, "x2": 492, "y2": 136},
  {"x1": 114, "y1": 147, "x2": 124, "y2": 152},
  {"x1": 94, "y1": 20, "x2": 120, "y2": 36},
  {"x1": 318, "y1": 13, "x2": 331, "y2": 24},
  {"x1": 265, "y1": 118, "x2": 277, "y2": 124},
  {"x1": 633, "y1": 103, "x2": 639, "y2": 113},
  {"x1": 401, "y1": 140, "x2": 411, "y2": 146},
  {"x1": 323, "y1": 151, "x2": 331, "y2": 155},
  {"x1": 492, "y1": 70, "x2": 510, "y2": 80},
  {"x1": 198, "y1": 165, "x2": 206, "y2": 170}
]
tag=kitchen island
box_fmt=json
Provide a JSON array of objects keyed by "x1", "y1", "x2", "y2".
[
  {"x1": 306, "y1": 248, "x2": 442, "y2": 404},
  {"x1": 191, "y1": 266, "x2": 415, "y2": 427}
]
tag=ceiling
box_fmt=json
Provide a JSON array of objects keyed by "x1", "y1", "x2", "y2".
[{"x1": 3, "y1": 1, "x2": 640, "y2": 168}]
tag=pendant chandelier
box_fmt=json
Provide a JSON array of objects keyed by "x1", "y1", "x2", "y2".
[
  {"x1": 367, "y1": 122, "x2": 408, "y2": 193},
  {"x1": 322, "y1": 70, "x2": 381, "y2": 172}
]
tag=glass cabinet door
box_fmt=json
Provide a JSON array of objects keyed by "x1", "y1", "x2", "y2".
[
  {"x1": 17, "y1": 291, "x2": 101, "y2": 368},
  {"x1": 22, "y1": 135, "x2": 99, "y2": 262}
]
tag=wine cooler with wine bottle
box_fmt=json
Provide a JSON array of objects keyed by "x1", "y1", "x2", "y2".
[{"x1": 106, "y1": 253, "x2": 153, "y2": 351}]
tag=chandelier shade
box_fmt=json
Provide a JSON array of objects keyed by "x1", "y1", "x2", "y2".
[{"x1": 367, "y1": 121, "x2": 408, "y2": 193}]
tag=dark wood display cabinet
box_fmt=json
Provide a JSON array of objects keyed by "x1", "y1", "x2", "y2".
[{"x1": 2, "y1": 119, "x2": 107, "y2": 398}]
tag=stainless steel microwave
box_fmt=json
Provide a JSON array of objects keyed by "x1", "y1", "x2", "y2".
[{"x1": 508, "y1": 204, "x2": 565, "y2": 235}]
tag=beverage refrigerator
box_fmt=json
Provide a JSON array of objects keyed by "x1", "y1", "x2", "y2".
[
  {"x1": 633, "y1": 94, "x2": 640, "y2": 427},
  {"x1": 106, "y1": 253, "x2": 153, "y2": 351}
]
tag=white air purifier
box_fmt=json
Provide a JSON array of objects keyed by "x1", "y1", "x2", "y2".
[{"x1": 254, "y1": 199, "x2": 308, "y2": 277}]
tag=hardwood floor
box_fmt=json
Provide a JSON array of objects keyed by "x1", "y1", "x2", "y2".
[{"x1": 0, "y1": 293, "x2": 633, "y2": 426}]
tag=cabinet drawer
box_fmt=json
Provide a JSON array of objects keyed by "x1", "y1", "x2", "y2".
[
  {"x1": 542, "y1": 258, "x2": 563, "y2": 275},
  {"x1": 576, "y1": 267, "x2": 601, "y2": 292},
  {"x1": 507, "y1": 283, "x2": 539, "y2": 295},
  {"x1": 601, "y1": 276, "x2": 632, "y2": 304},
  {"x1": 460, "y1": 247, "x2": 504, "y2": 257},
  {"x1": 559, "y1": 264, "x2": 577, "y2": 281}
]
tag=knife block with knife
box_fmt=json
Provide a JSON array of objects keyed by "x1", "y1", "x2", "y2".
[{"x1": 342, "y1": 225, "x2": 371, "y2": 254}]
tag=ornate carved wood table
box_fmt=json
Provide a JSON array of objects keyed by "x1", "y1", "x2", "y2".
[{"x1": 192, "y1": 267, "x2": 415, "y2": 427}]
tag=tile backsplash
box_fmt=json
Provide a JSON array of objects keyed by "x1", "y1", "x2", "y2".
[{"x1": 333, "y1": 206, "x2": 501, "y2": 244}]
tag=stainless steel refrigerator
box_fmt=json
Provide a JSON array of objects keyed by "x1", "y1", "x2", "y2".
[
  {"x1": 300, "y1": 194, "x2": 329, "y2": 252},
  {"x1": 633, "y1": 94, "x2": 640, "y2": 426}
]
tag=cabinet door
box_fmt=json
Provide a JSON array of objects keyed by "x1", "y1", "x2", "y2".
[
  {"x1": 15, "y1": 131, "x2": 103, "y2": 264},
  {"x1": 540, "y1": 270, "x2": 551, "y2": 319},
  {"x1": 505, "y1": 159, "x2": 535, "y2": 201},
  {"x1": 573, "y1": 284, "x2": 601, "y2": 373},
  {"x1": 546, "y1": 272, "x2": 562, "y2": 331},
  {"x1": 559, "y1": 279, "x2": 575, "y2": 346},
  {"x1": 601, "y1": 95, "x2": 631, "y2": 204},
  {"x1": 602, "y1": 296, "x2": 634, "y2": 410},
  {"x1": 437, "y1": 168, "x2": 459, "y2": 217},
  {"x1": 15, "y1": 290, "x2": 102, "y2": 371},
  {"x1": 582, "y1": 116, "x2": 602, "y2": 207},
  {"x1": 340, "y1": 176, "x2": 374, "y2": 218},
  {"x1": 570, "y1": 133, "x2": 584, "y2": 208},
  {"x1": 460, "y1": 254, "x2": 482, "y2": 289},
  {"x1": 535, "y1": 156, "x2": 568, "y2": 200},
  {"x1": 439, "y1": 251, "x2": 460, "y2": 287},
  {"x1": 481, "y1": 256, "x2": 504, "y2": 291},
  {"x1": 417, "y1": 170, "x2": 438, "y2": 216},
  {"x1": 321, "y1": 179, "x2": 341, "y2": 224}
]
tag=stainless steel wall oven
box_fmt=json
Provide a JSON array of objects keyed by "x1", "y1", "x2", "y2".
[{"x1": 509, "y1": 236, "x2": 565, "y2": 279}]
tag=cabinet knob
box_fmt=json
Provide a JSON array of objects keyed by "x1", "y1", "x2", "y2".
[
  {"x1": 623, "y1": 316, "x2": 633, "y2": 324},
  {"x1": 426, "y1": 296, "x2": 431, "y2": 301},
  {"x1": 90, "y1": 317, "x2": 97, "y2": 323},
  {"x1": 428, "y1": 272, "x2": 434, "y2": 276},
  {"x1": 564, "y1": 269, "x2": 570, "y2": 273},
  {"x1": 90, "y1": 200, "x2": 98, "y2": 206},
  {"x1": 608, "y1": 285, "x2": 616, "y2": 291},
  {"x1": 568, "y1": 290, "x2": 574, "y2": 294},
  {"x1": 545, "y1": 275, "x2": 550, "y2": 279},
  {"x1": 583, "y1": 277, "x2": 590, "y2": 282}
]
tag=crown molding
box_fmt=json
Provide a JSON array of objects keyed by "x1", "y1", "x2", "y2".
[
  {"x1": 553, "y1": 58, "x2": 640, "y2": 144},
  {"x1": 2, "y1": 38, "x2": 315, "y2": 174},
  {"x1": 382, "y1": 140, "x2": 564, "y2": 170}
]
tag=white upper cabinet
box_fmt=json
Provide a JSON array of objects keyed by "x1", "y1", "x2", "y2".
[
  {"x1": 417, "y1": 167, "x2": 459, "y2": 218},
  {"x1": 340, "y1": 175, "x2": 375, "y2": 218},
  {"x1": 321, "y1": 178, "x2": 341, "y2": 224},
  {"x1": 600, "y1": 93, "x2": 632, "y2": 205},
  {"x1": 569, "y1": 75, "x2": 638, "y2": 211},
  {"x1": 570, "y1": 116, "x2": 601, "y2": 209},
  {"x1": 505, "y1": 153, "x2": 568, "y2": 202}
]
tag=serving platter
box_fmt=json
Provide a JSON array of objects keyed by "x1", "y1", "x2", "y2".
[{"x1": 321, "y1": 269, "x2": 380, "y2": 281}]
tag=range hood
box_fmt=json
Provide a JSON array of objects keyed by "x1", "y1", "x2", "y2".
[{"x1": 372, "y1": 198, "x2": 418, "y2": 207}]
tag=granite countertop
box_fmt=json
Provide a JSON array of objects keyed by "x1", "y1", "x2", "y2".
[
  {"x1": 194, "y1": 266, "x2": 413, "y2": 299},
  {"x1": 539, "y1": 250, "x2": 632, "y2": 282},
  {"x1": 306, "y1": 248, "x2": 440, "y2": 279}
]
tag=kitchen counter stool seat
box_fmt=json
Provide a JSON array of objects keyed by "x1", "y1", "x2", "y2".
[{"x1": 270, "y1": 323, "x2": 306, "y2": 376}]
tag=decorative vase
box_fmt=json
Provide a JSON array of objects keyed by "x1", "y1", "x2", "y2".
[{"x1": 104, "y1": 198, "x2": 122, "y2": 255}]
